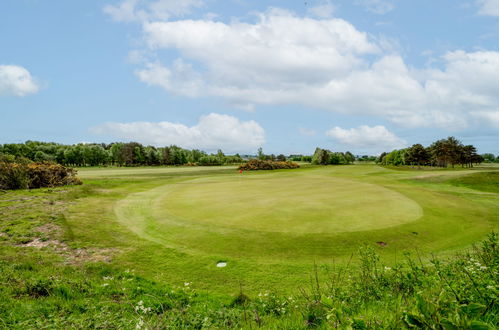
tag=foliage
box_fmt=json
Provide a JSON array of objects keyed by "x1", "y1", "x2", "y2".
[
  {"x1": 377, "y1": 137, "x2": 485, "y2": 168},
  {"x1": 238, "y1": 159, "x2": 300, "y2": 170},
  {"x1": 290, "y1": 155, "x2": 313, "y2": 162},
  {"x1": 481, "y1": 153, "x2": 499, "y2": 163},
  {"x1": 0, "y1": 141, "x2": 246, "y2": 167},
  {"x1": 311, "y1": 147, "x2": 354, "y2": 165},
  {"x1": 0, "y1": 159, "x2": 82, "y2": 190}
]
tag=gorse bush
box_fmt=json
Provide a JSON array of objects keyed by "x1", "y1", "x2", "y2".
[
  {"x1": 0, "y1": 160, "x2": 82, "y2": 190},
  {"x1": 238, "y1": 159, "x2": 300, "y2": 171}
]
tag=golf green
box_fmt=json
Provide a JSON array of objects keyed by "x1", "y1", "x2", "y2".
[{"x1": 160, "y1": 176, "x2": 422, "y2": 233}]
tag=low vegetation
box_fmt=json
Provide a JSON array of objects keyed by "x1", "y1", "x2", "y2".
[
  {"x1": 0, "y1": 158, "x2": 82, "y2": 190},
  {"x1": 1, "y1": 211, "x2": 497, "y2": 328},
  {"x1": 238, "y1": 159, "x2": 300, "y2": 170}
]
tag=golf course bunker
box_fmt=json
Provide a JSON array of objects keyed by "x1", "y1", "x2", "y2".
[{"x1": 159, "y1": 176, "x2": 423, "y2": 234}]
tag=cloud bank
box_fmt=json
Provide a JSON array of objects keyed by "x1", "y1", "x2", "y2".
[
  {"x1": 128, "y1": 10, "x2": 499, "y2": 130},
  {"x1": 91, "y1": 113, "x2": 265, "y2": 153},
  {"x1": 326, "y1": 125, "x2": 407, "y2": 153},
  {"x1": 0, "y1": 65, "x2": 39, "y2": 97}
]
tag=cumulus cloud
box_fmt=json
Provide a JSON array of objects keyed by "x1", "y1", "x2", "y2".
[
  {"x1": 354, "y1": 0, "x2": 395, "y2": 14},
  {"x1": 103, "y1": 0, "x2": 203, "y2": 22},
  {"x1": 477, "y1": 0, "x2": 499, "y2": 16},
  {"x1": 90, "y1": 113, "x2": 265, "y2": 153},
  {"x1": 326, "y1": 125, "x2": 407, "y2": 153},
  {"x1": 0, "y1": 65, "x2": 39, "y2": 97},
  {"x1": 131, "y1": 8, "x2": 499, "y2": 130}
]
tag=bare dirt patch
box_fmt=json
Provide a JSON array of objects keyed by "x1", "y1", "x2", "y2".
[
  {"x1": 21, "y1": 237, "x2": 118, "y2": 264},
  {"x1": 35, "y1": 223, "x2": 60, "y2": 235}
]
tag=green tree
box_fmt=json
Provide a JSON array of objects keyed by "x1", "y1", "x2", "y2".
[
  {"x1": 406, "y1": 144, "x2": 429, "y2": 167},
  {"x1": 257, "y1": 147, "x2": 265, "y2": 160}
]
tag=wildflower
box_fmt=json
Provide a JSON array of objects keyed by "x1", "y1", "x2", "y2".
[
  {"x1": 184, "y1": 282, "x2": 191, "y2": 287},
  {"x1": 101, "y1": 283, "x2": 109, "y2": 287},
  {"x1": 135, "y1": 318, "x2": 144, "y2": 329}
]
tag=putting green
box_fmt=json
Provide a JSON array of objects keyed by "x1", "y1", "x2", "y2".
[{"x1": 160, "y1": 176, "x2": 423, "y2": 233}]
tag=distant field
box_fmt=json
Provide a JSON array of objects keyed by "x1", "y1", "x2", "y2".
[{"x1": 59, "y1": 164, "x2": 499, "y2": 293}]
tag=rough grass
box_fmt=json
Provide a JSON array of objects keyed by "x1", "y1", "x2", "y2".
[{"x1": 448, "y1": 171, "x2": 499, "y2": 194}]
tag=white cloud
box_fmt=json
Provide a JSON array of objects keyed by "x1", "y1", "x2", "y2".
[
  {"x1": 307, "y1": 0, "x2": 335, "y2": 18},
  {"x1": 90, "y1": 113, "x2": 265, "y2": 153},
  {"x1": 104, "y1": 0, "x2": 203, "y2": 22},
  {"x1": 472, "y1": 111, "x2": 499, "y2": 128},
  {"x1": 326, "y1": 125, "x2": 407, "y2": 152},
  {"x1": 354, "y1": 0, "x2": 395, "y2": 14},
  {"x1": 134, "y1": 8, "x2": 499, "y2": 131},
  {"x1": 477, "y1": 0, "x2": 499, "y2": 16},
  {"x1": 0, "y1": 65, "x2": 39, "y2": 97}
]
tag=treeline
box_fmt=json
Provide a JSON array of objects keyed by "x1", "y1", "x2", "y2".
[
  {"x1": 377, "y1": 137, "x2": 487, "y2": 168},
  {"x1": 0, "y1": 141, "x2": 244, "y2": 167},
  {"x1": 311, "y1": 148, "x2": 355, "y2": 165}
]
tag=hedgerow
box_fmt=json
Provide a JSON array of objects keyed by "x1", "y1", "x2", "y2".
[{"x1": 238, "y1": 159, "x2": 300, "y2": 171}]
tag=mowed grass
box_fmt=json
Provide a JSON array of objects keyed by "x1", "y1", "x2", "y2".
[
  {"x1": 160, "y1": 176, "x2": 422, "y2": 233},
  {"x1": 60, "y1": 164, "x2": 499, "y2": 294}
]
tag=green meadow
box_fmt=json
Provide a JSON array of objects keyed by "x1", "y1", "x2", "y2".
[{"x1": 1, "y1": 164, "x2": 497, "y2": 328}]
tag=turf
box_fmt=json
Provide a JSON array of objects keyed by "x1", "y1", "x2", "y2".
[
  {"x1": 1, "y1": 164, "x2": 498, "y2": 328},
  {"x1": 57, "y1": 164, "x2": 499, "y2": 294}
]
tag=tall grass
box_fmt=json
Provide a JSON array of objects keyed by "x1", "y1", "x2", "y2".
[{"x1": 1, "y1": 234, "x2": 496, "y2": 328}]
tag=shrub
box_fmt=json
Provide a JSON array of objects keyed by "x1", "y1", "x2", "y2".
[
  {"x1": 0, "y1": 161, "x2": 82, "y2": 190},
  {"x1": 238, "y1": 159, "x2": 300, "y2": 171}
]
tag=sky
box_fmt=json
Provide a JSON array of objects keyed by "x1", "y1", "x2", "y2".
[{"x1": 1, "y1": 0, "x2": 499, "y2": 155}]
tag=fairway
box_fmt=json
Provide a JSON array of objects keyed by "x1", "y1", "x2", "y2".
[{"x1": 65, "y1": 165, "x2": 498, "y2": 292}]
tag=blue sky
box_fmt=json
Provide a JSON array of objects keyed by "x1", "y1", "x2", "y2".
[{"x1": 1, "y1": 0, "x2": 499, "y2": 155}]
